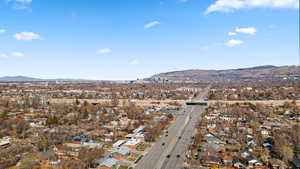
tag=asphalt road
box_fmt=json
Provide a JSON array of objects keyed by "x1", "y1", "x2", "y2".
[
  {"x1": 134, "y1": 87, "x2": 210, "y2": 169},
  {"x1": 134, "y1": 106, "x2": 193, "y2": 169},
  {"x1": 160, "y1": 105, "x2": 204, "y2": 169}
]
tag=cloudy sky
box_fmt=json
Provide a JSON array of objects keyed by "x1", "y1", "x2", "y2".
[{"x1": 0, "y1": 0, "x2": 299, "y2": 80}]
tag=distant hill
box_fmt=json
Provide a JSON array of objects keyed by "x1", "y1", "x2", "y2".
[
  {"x1": 0, "y1": 76, "x2": 129, "y2": 83},
  {"x1": 1, "y1": 65, "x2": 299, "y2": 83},
  {"x1": 0, "y1": 76, "x2": 92, "y2": 82},
  {"x1": 0, "y1": 76, "x2": 42, "y2": 82},
  {"x1": 147, "y1": 65, "x2": 300, "y2": 83}
]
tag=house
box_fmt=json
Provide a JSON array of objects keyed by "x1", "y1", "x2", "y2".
[
  {"x1": 269, "y1": 159, "x2": 288, "y2": 169},
  {"x1": 102, "y1": 137, "x2": 112, "y2": 142},
  {"x1": 241, "y1": 152, "x2": 251, "y2": 159},
  {"x1": 54, "y1": 144, "x2": 79, "y2": 157},
  {"x1": 125, "y1": 133, "x2": 135, "y2": 139},
  {"x1": 119, "y1": 112, "x2": 128, "y2": 118},
  {"x1": 219, "y1": 114, "x2": 234, "y2": 121},
  {"x1": 73, "y1": 137, "x2": 92, "y2": 143},
  {"x1": 233, "y1": 162, "x2": 245, "y2": 168},
  {"x1": 0, "y1": 136, "x2": 11, "y2": 147},
  {"x1": 98, "y1": 158, "x2": 118, "y2": 169},
  {"x1": 198, "y1": 154, "x2": 222, "y2": 167},
  {"x1": 262, "y1": 143, "x2": 272, "y2": 150},
  {"x1": 247, "y1": 140, "x2": 256, "y2": 146},
  {"x1": 201, "y1": 143, "x2": 225, "y2": 153},
  {"x1": 0, "y1": 139, "x2": 10, "y2": 147},
  {"x1": 82, "y1": 142, "x2": 103, "y2": 148},
  {"x1": 203, "y1": 135, "x2": 223, "y2": 144},
  {"x1": 133, "y1": 126, "x2": 145, "y2": 134},
  {"x1": 125, "y1": 132, "x2": 145, "y2": 141},
  {"x1": 37, "y1": 152, "x2": 58, "y2": 162},
  {"x1": 248, "y1": 159, "x2": 263, "y2": 166},
  {"x1": 111, "y1": 146, "x2": 131, "y2": 159},
  {"x1": 222, "y1": 155, "x2": 233, "y2": 166},
  {"x1": 119, "y1": 118, "x2": 130, "y2": 126},
  {"x1": 261, "y1": 129, "x2": 269, "y2": 136},
  {"x1": 205, "y1": 114, "x2": 219, "y2": 120},
  {"x1": 124, "y1": 139, "x2": 141, "y2": 149},
  {"x1": 292, "y1": 158, "x2": 300, "y2": 169},
  {"x1": 134, "y1": 132, "x2": 145, "y2": 141},
  {"x1": 112, "y1": 140, "x2": 126, "y2": 148},
  {"x1": 207, "y1": 124, "x2": 217, "y2": 129}
]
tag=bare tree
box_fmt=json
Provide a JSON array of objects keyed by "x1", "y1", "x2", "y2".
[
  {"x1": 78, "y1": 148, "x2": 103, "y2": 168},
  {"x1": 61, "y1": 159, "x2": 85, "y2": 169}
]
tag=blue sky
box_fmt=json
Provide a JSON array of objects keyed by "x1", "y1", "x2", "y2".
[{"x1": 0, "y1": 0, "x2": 299, "y2": 80}]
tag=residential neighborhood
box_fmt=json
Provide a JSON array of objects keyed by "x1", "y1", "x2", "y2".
[
  {"x1": 0, "y1": 82, "x2": 193, "y2": 169},
  {"x1": 186, "y1": 102, "x2": 300, "y2": 169},
  {"x1": 0, "y1": 80, "x2": 299, "y2": 169},
  {"x1": 1, "y1": 0, "x2": 299, "y2": 168}
]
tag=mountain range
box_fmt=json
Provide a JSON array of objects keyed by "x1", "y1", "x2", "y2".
[
  {"x1": 0, "y1": 76, "x2": 90, "y2": 82},
  {"x1": 0, "y1": 76, "x2": 41, "y2": 82},
  {"x1": 0, "y1": 65, "x2": 299, "y2": 83},
  {"x1": 147, "y1": 65, "x2": 300, "y2": 83}
]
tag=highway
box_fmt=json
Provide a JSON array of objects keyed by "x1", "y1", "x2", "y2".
[
  {"x1": 160, "y1": 105, "x2": 204, "y2": 169},
  {"x1": 134, "y1": 87, "x2": 210, "y2": 169},
  {"x1": 134, "y1": 106, "x2": 193, "y2": 169}
]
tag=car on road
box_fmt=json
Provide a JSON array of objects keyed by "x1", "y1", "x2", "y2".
[
  {"x1": 165, "y1": 134, "x2": 168, "y2": 137},
  {"x1": 178, "y1": 136, "x2": 182, "y2": 139},
  {"x1": 162, "y1": 142, "x2": 165, "y2": 146},
  {"x1": 176, "y1": 154, "x2": 180, "y2": 158},
  {"x1": 167, "y1": 154, "x2": 171, "y2": 158}
]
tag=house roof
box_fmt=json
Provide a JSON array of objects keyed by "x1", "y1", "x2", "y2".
[
  {"x1": 125, "y1": 134, "x2": 135, "y2": 138},
  {"x1": 113, "y1": 140, "x2": 126, "y2": 148},
  {"x1": 133, "y1": 126, "x2": 145, "y2": 133},
  {"x1": 38, "y1": 152, "x2": 56, "y2": 160},
  {"x1": 111, "y1": 146, "x2": 131, "y2": 155},
  {"x1": 0, "y1": 140, "x2": 10, "y2": 146},
  {"x1": 101, "y1": 158, "x2": 118, "y2": 168},
  {"x1": 135, "y1": 132, "x2": 145, "y2": 137},
  {"x1": 83, "y1": 142, "x2": 103, "y2": 148},
  {"x1": 73, "y1": 137, "x2": 91, "y2": 143},
  {"x1": 204, "y1": 136, "x2": 221, "y2": 143},
  {"x1": 202, "y1": 143, "x2": 224, "y2": 152},
  {"x1": 199, "y1": 155, "x2": 222, "y2": 163},
  {"x1": 292, "y1": 158, "x2": 300, "y2": 168},
  {"x1": 124, "y1": 139, "x2": 140, "y2": 146}
]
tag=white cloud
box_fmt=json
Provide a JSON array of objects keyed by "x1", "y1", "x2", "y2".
[
  {"x1": 0, "y1": 29, "x2": 6, "y2": 34},
  {"x1": 97, "y1": 48, "x2": 112, "y2": 55},
  {"x1": 11, "y1": 51, "x2": 25, "y2": 57},
  {"x1": 0, "y1": 53, "x2": 9, "y2": 58},
  {"x1": 129, "y1": 59, "x2": 140, "y2": 65},
  {"x1": 144, "y1": 21, "x2": 160, "y2": 30},
  {"x1": 179, "y1": 0, "x2": 189, "y2": 3},
  {"x1": 16, "y1": 0, "x2": 32, "y2": 3},
  {"x1": 225, "y1": 39, "x2": 243, "y2": 47},
  {"x1": 236, "y1": 27, "x2": 257, "y2": 35},
  {"x1": 13, "y1": 5, "x2": 28, "y2": 10},
  {"x1": 206, "y1": 0, "x2": 299, "y2": 14},
  {"x1": 228, "y1": 32, "x2": 237, "y2": 36},
  {"x1": 0, "y1": 51, "x2": 25, "y2": 58},
  {"x1": 6, "y1": 0, "x2": 32, "y2": 10},
  {"x1": 13, "y1": 32, "x2": 42, "y2": 41}
]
